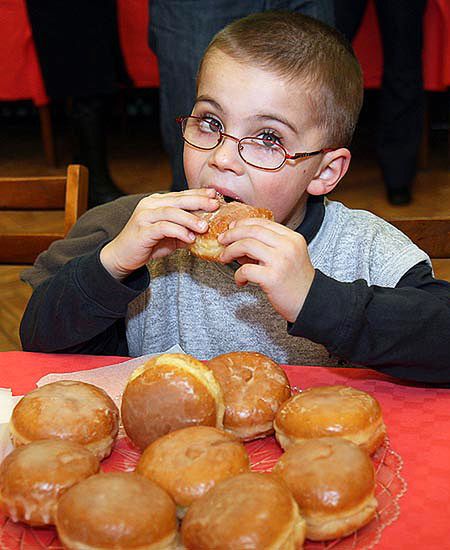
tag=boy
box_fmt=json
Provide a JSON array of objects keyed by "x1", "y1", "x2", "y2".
[{"x1": 21, "y1": 12, "x2": 450, "y2": 383}]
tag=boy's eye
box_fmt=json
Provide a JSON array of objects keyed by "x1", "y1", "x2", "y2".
[
  {"x1": 257, "y1": 131, "x2": 282, "y2": 146},
  {"x1": 199, "y1": 116, "x2": 222, "y2": 133}
]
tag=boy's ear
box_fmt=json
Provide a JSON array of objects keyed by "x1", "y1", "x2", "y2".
[{"x1": 306, "y1": 148, "x2": 351, "y2": 196}]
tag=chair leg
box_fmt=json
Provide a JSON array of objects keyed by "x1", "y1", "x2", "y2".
[{"x1": 38, "y1": 105, "x2": 57, "y2": 167}]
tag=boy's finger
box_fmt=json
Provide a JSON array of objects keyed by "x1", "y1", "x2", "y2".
[
  {"x1": 218, "y1": 224, "x2": 283, "y2": 247},
  {"x1": 174, "y1": 187, "x2": 217, "y2": 196},
  {"x1": 219, "y1": 238, "x2": 272, "y2": 265},
  {"x1": 236, "y1": 256, "x2": 258, "y2": 265},
  {"x1": 234, "y1": 263, "x2": 265, "y2": 287},
  {"x1": 143, "y1": 220, "x2": 197, "y2": 245},
  {"x1": 136, "y1": 206, "x2": 209, "y2": 234},
  {"x1": 150, "y1": 188, "x2": 217, "y2": 200},
  {"x1": 140, "y1": 192, "x2": 220, "y2": 212},
  {"x1": 150, "y1": 238, "x2": 189, "y2": 260},
  {"x1": 231, "y1": 217, "x2": 289, "y2": 235}
]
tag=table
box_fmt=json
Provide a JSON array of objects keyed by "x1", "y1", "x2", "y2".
[{"x1": 1, "y1": 351, "x2": 449, "y2": 548}]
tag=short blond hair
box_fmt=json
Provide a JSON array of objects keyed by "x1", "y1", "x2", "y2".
[{"x1": 198, "y1": 11, "x2": 363, "y2": 147}]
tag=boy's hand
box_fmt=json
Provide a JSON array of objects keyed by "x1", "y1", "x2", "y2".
[
  {"x1": 100, "y1": 189, "x2": 219, "y2": 280},
  {"x1": 218, "y1": 218, "x2": 315, "y2": 323}
]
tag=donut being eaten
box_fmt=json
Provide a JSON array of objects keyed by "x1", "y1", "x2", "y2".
[{"x1": 189, "y1": 193, "x2": 273, "y2": 261}]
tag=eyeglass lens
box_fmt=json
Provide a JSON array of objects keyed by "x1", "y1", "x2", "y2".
[{"x1": 182, "y1": 117, "x2": 285, "y2": 170}]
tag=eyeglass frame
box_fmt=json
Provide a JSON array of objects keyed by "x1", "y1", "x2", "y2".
[{"x1": 176, "y1": 115, "x2": 335, "y2": 171}]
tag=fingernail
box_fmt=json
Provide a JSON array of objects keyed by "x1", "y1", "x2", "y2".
[
  {"x1": 217, "y1": 233, "x2": 224, "y2": 242},
  {"x1": 197, "y1": 220, "x2": 208, "y2": 230},
  {"x1": 229, "y1": 221, "x2": 236, "y2": 229},
  {"x1": 188, "y1": 232, "x2": 196, "y2": 241}
]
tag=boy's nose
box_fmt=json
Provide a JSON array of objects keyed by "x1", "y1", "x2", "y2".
[{"x1": 208, "y1": 135, "x2": 246, "y2": 175}]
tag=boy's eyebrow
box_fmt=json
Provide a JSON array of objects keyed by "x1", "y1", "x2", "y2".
[
  {"x1": 194, "y1": 97, "x2": 298, "y2": 133},
  {"x1": 195, "y1": 96, "x2": 223, "y2": 112},
  {"x1": 254, "y1": 114, "x2": 298, "y2": 134}
]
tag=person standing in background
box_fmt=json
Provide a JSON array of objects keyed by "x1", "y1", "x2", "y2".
[
  {"x1": 25, "y1": 0, "x2": 128, "y2": 207},
  {"x1": 149, "y1": 0, "x2": 334, "y2": 192},
  {"x1": 335, "y1": 0, "x2": 427, "y2": 205}
]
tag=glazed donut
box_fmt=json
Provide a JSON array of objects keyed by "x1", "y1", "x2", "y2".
[
  {"x1": 55, "y1": 472, "x2": 178, "y2": 550},
  {"x1": 273, "y1": 437, "x2": 377, "y2": 541},
  {"x1": 274, "y1": 385, "x2": 386, "y2": 454},
  {"x1": 189, "y1": 195, "x2": 273, "y2": 261},
  {"x1": 121, "y1": 353, "x2": 225, "y2": 450},
  {"x1": 10, "y1": 380, "x2": 120, "y2": 460},
  {"x1": 181, "y1": 472, "x2": 306, "y2": 550},
  {"x1": 136, "y1": 425, "x2": 250, "y2": 517},
  {"x1": 0, "y1": 439, "x2": 99, "y2": 526},
  {"x1": 207, "y1": 351, "x2": 291, "y2": 440}
]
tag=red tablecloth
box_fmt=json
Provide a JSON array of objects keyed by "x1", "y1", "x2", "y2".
[{"x1": 1, "y1": 351, "x2": 449, "y2": 548}]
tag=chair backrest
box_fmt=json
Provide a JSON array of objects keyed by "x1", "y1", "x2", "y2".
[
  {"x1": 387, "y1": 216, "x2": 450, "y2": 258},
  {"x1": 0, "y1": 165, "x2": 88, "y2": 264}
]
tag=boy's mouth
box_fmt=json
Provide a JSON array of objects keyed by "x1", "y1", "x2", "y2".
[
  {"x1": 205, "y1": 185, "x2": 244, "y2": 203},
  {"x1": 213, "y1": 189, "x2": 243, "y2": 203},
  {"x1": 223, "y1": 195, "x2": 239, "y2": 203}
]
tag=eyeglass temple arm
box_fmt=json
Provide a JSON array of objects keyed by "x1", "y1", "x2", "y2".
[{"x1": 287, "y1": 148, "x2": 335, "y2": 160}]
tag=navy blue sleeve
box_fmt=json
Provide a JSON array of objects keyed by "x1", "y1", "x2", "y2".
[
  {"x1": 289, "y1": 262, "x2": 450, "y2": 384},
  {"x1": 20, "y1": 244, "x2": 149, "y2": 355}
]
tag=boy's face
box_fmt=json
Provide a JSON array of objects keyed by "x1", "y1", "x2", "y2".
[{"x1": 184, "y1": 49, "x2": 327, "y2": 228}]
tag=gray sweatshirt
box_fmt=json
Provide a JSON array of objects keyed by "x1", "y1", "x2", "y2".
[{"x1": 126, "y1": 199, "x2": 429, "y2": 365}]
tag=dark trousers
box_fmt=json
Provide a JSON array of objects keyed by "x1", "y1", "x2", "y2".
[
  {"x1": 149, "y1": 0, "x2": 334, "y2": 191},
  {"x1": 26, "y1": 1, "x2": 129, "y2": 206},
  {"x1": 25, "y1": 0, "x2": 130, "y2": 99},
  {"x1": 335, "y1": 0, "x2": 427, "y2": 192}
]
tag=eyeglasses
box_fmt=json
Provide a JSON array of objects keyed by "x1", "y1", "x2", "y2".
[{"x1": 176, "y1": 115, "x2": 334, "y2": 171}]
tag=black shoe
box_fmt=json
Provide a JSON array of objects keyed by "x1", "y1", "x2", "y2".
[{"x1": 387, "y1": 187, "x2": 412, "y2": 206}]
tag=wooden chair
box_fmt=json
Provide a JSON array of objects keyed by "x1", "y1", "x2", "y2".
[
  {"x1": 388, "y1": 217, "x2": 450, "y2": 258},
  {"x1": 388, "y1": 216, "x2": 450, "y2": 281},
  {"x1": 0, "y1": 165, "x2": 88, "y2": 264}
]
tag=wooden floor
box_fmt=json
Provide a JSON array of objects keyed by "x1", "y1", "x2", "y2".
[{"x1": 1, "y1": 103, "x2": 449, "y2": 352}]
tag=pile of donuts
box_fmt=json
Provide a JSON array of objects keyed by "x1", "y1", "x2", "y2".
[{"x1": 0, "y1": 351, "x2": 387, "y2": 549}]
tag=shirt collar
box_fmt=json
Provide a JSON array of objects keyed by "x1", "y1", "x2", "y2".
[{"x1": 295, "y1": 194, "x2": 325, "y2": 244}]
